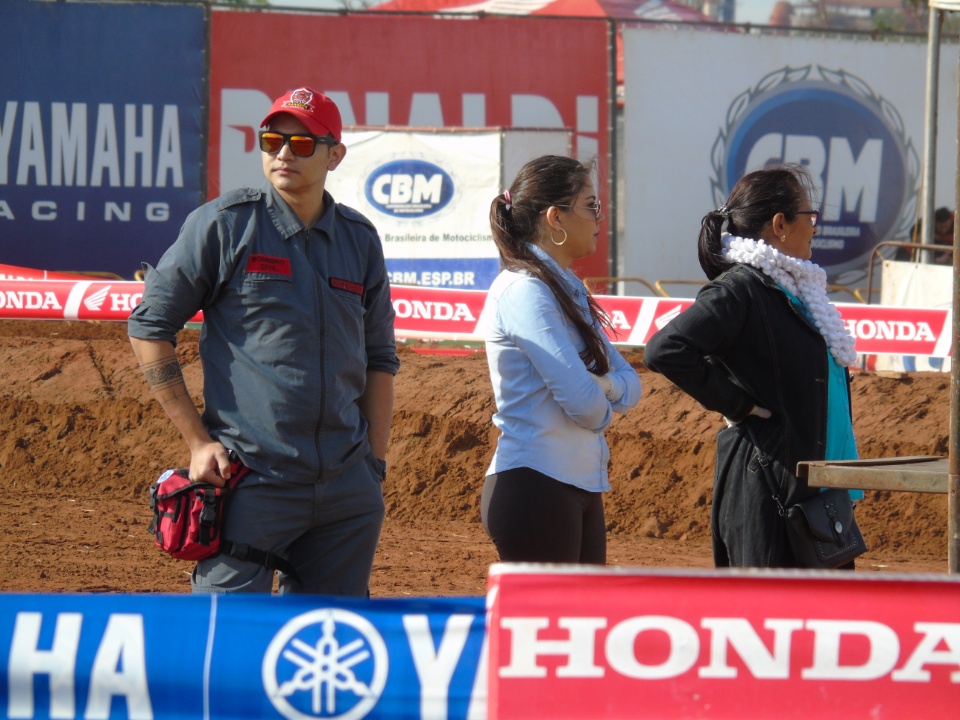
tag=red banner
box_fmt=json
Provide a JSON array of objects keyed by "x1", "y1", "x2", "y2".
[
  {"x1": 0, "y1": 264, "x2": 104, "y2": 281},
  {"x1": 208, "y1": 10, "x2": 612, "y2": 281},
  {"x1": 0, "y1": 268, "x2": 951, "y2": 358},
  {"x1": 487, "y1": 565, "x2": 960, "y2": 719}
]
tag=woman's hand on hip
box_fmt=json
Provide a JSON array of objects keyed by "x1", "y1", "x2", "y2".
[{"x1": 724, "y1": 404, "x2": 772, "y2": 427}]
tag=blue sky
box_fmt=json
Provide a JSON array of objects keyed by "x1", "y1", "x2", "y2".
[{"x1": 736, "y1": 0, "x2": 778, "y2": 24}]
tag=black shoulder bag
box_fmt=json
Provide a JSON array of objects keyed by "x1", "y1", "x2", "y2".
[{"x1": 746, "y1": 425, "x2": 867, "y2": 569}]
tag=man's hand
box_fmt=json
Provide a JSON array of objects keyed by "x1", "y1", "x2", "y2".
[{"x1": 189, "y1": 441, "x2": 232, "y2": 487}]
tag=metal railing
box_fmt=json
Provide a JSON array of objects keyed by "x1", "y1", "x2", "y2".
[
  {"x1": 585, "y1": 276, "x2": 870, "y2": 303},
  {"x1": 864, "y1": 241, "x2": 955, "y2": 305},
  {"x1": 583, "y1": 276, "x2": 664, "y2": 296}
]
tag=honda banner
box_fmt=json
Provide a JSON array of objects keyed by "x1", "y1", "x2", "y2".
[
  {"x1": 487, "y1": 564, "x2": 960, "y2": 719},
  {"x1": 0, "y1": 270, "x2": 952, "y2": 358}
]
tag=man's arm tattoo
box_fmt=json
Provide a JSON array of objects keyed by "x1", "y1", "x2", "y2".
[
  {"x1": 141, "y1": 358, "x2": 192, "y2": 405},
  {"x1": 142, "y1": 358, "x2": 185, "y2": 391}
]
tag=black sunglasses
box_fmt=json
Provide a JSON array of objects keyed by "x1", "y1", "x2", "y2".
[
  {"x1": 258, "y1": 131, "x2": 338, "y2": 158},
  {"x1": 795, "y1": 209, "x2": 820, "y2": 228}
]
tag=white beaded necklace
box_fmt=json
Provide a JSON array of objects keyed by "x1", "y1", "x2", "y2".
[{"x1": 721, "y1": 234, "x2": 858, "y2": 367}]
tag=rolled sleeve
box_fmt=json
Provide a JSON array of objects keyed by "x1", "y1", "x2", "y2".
[
  {"x1": 362, "y1": 262, "x2": 400, "y2": 376},
  {"x1": 604, "y1": 337, "x2": 642, "y2": 414}
]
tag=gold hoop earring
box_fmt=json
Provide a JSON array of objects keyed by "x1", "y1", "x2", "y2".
[{"x1": 551, "y1": 228, "x2": 568, "y2": 246}]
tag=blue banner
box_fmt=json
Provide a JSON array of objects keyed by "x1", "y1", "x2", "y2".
[
  {"x1": 0, "y1": 593, "x2": 487, "y2": 719},
  {"x1": 386, "y1": 258, "x2": 500, "y2": 289},
  {"x1": 0, "y1": 0, "x2": 205, "y2": 278}
]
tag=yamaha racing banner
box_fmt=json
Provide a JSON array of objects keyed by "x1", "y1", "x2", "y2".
[
  {"x1": 0, "y1": 0, "x2": 205, "y2": 279},
  {"x1": 0, "y1": 593, "x2": 487, "y2": 720},
  {"x1": 486, "y1": 565, "x2": 960, "y2": 719}
]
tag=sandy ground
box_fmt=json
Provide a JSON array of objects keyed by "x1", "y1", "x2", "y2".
[{"x1": 0, "y1": 320, "x2": 950, "y2": 596}]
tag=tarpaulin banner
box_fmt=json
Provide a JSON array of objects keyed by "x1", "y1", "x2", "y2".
[
  {"x1": 208, "y1": 9, "x2": 611, "y2": 282},
  {"x1": 222, "y1": 127, "x2": 569, "y2": 290},
  {"x1": 0, "y1": 264, "x2": 102, "y2": 282},
  {"x1": 486, "y1": 565, "x2": 960, "y2": 719},
  {"x1": 0, "y1": 593, "x2": 486, "y2": 720},
  {"x1": 0, "y1": 273, "x2": 952, "y2": 358},
  {"x1": 622, "y1": 27, "x2": 958, "y2": 290},
  {"x1": 0, "y1": 0, "x2": 205, "y2": 279},
  {"x1": 876, "y1": 259, "x2": 953, "y2": 372}
]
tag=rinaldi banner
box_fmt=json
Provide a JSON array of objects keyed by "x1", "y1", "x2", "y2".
[
  {"x1": 0, "y1": 268, "x2": 952, "y2": 358},
  {"x1": 486, "y1": 565, "x2": 960, "y2": 719}
]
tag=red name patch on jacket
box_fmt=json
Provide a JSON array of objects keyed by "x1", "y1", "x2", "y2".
[
  {"x1": 331, "y1": 277, "x2": 364, "y2": 296},
  {"x1": 246, "y1": 254, "x2": 292, "y2": 276}
]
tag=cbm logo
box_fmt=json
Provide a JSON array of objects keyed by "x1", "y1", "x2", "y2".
[
  {"x1": 711, "y1": 66, "x2": 919, "y2": 283},
  {"x1": 365, "y1": 159, "x2": 454, "y2": 218}
]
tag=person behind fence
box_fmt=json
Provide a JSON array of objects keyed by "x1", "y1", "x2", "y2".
[
  {"x1": 478, "y1": 155, "x2": 642, "y2": 564},
  {"x1": 127, "y1": 86, "x2": 399, "y2": 595},
  {"x1": 895, "y1": 207, "x2": 955, "y2": 264},
  {"x1": 643, "y1": 163, "x2": 863, "y2": 569}
]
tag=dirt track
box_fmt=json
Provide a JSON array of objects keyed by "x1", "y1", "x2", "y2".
[{"x1": 0, "y1": 320, "x2": 950, "y2": 596}]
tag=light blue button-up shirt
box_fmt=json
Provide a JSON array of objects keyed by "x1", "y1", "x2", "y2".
[{"x1": 479, "y1": 245, "x2": 642, "y2": 491}]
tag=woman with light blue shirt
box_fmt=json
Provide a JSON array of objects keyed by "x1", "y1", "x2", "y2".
[{"x1": 478, "y1": 155, "x2": 642, "y2": 564}]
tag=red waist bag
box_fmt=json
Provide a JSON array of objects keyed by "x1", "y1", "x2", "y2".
[{"x1": 148, "y1": 454, "x2": 249, "y2": 561}]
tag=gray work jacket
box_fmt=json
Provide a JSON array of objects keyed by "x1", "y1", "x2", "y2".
[{"x1": 128, "y1": 184, "x2": 400, "y2": 483}]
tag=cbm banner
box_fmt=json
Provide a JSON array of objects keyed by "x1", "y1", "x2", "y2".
[
  {"x1": 0, "y1": 0, "x2": 205, "y2": 279},
  {"x1": 0, "y1": 593, "x2": 487, "y2": 720}
]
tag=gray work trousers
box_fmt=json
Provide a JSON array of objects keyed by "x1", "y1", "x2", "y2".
[{"x1": 191, "y1": 452, "x2": 385, "y2": 596}]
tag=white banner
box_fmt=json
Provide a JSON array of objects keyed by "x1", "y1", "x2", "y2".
[
  {"x1": 876, "y1": 259, "x2": 953, "y2": 371},
  {"x1": 219, "y1": 117, "x2": 570, "y2": 290},
  {"x1": 326, "y1": 130, "x2": 500, "y2": 260},
  {"x1": 622, "y1": 28, "x2": 958, "y2": 291}
]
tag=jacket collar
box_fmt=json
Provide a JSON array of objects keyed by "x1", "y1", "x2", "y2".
[{"x1": 263, "y1": 183, "x2": 337, "y2": 242}]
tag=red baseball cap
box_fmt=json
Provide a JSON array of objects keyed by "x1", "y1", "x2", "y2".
[{"x1": 260, "y1": 87, "x2": 342, "y2": 142}]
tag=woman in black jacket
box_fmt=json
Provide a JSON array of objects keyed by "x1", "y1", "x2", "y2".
[{"x1": 644, "y1": 164, "x2": 862, "y2": 568}]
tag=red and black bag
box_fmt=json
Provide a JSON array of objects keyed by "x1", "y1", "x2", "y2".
[
  {"x1": 148, "y1": 452, "x2": 249, "y2": 561},
  {"x1": 148, "y1": 453, "x2": 300, "y2": 582}
]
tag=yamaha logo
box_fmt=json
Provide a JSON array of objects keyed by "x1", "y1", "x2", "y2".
[
  {"x1": 262, "y1": 609, "x2": 389, "y2": 720},
  {"x1": 364, "y1": 159, "x2": 454, "y2": 218},
  {"x1": 711, "y1": 66, "x2": 919, "y2": 283}
]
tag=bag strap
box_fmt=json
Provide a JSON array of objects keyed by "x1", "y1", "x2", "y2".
[
  {"x1": 222, "y1": 450, "x2": 250, "y2": 490},
  {"x1": 217, "y1": 452, "x2": 302, "y2": 586},
  {"x1": 742, "y1": 423, "x2": 787, "y2": 515},
  {"x1": 220, "y1": 541, "x2": 302, "y2": 586}
]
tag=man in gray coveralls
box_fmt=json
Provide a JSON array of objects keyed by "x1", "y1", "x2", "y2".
[{"x1": 128, "y1": 87, "x2": 399, "y2": 595}]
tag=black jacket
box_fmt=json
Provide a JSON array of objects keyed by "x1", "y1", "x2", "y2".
[{"x1": 644, "y1": 264, "x2": 850, "y2": 566}]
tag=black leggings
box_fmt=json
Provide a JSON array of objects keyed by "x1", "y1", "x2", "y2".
[{"x1": 481, "y1": 467, "x2": 606, "y2": 564}]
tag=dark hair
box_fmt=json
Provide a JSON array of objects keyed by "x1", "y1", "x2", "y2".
[
  {"x1": 489, "y1": 155, "x2": 611, "y2": 375},
  {"x1": 698, "y1": 163, "x2": 818, "y2": 280}
]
